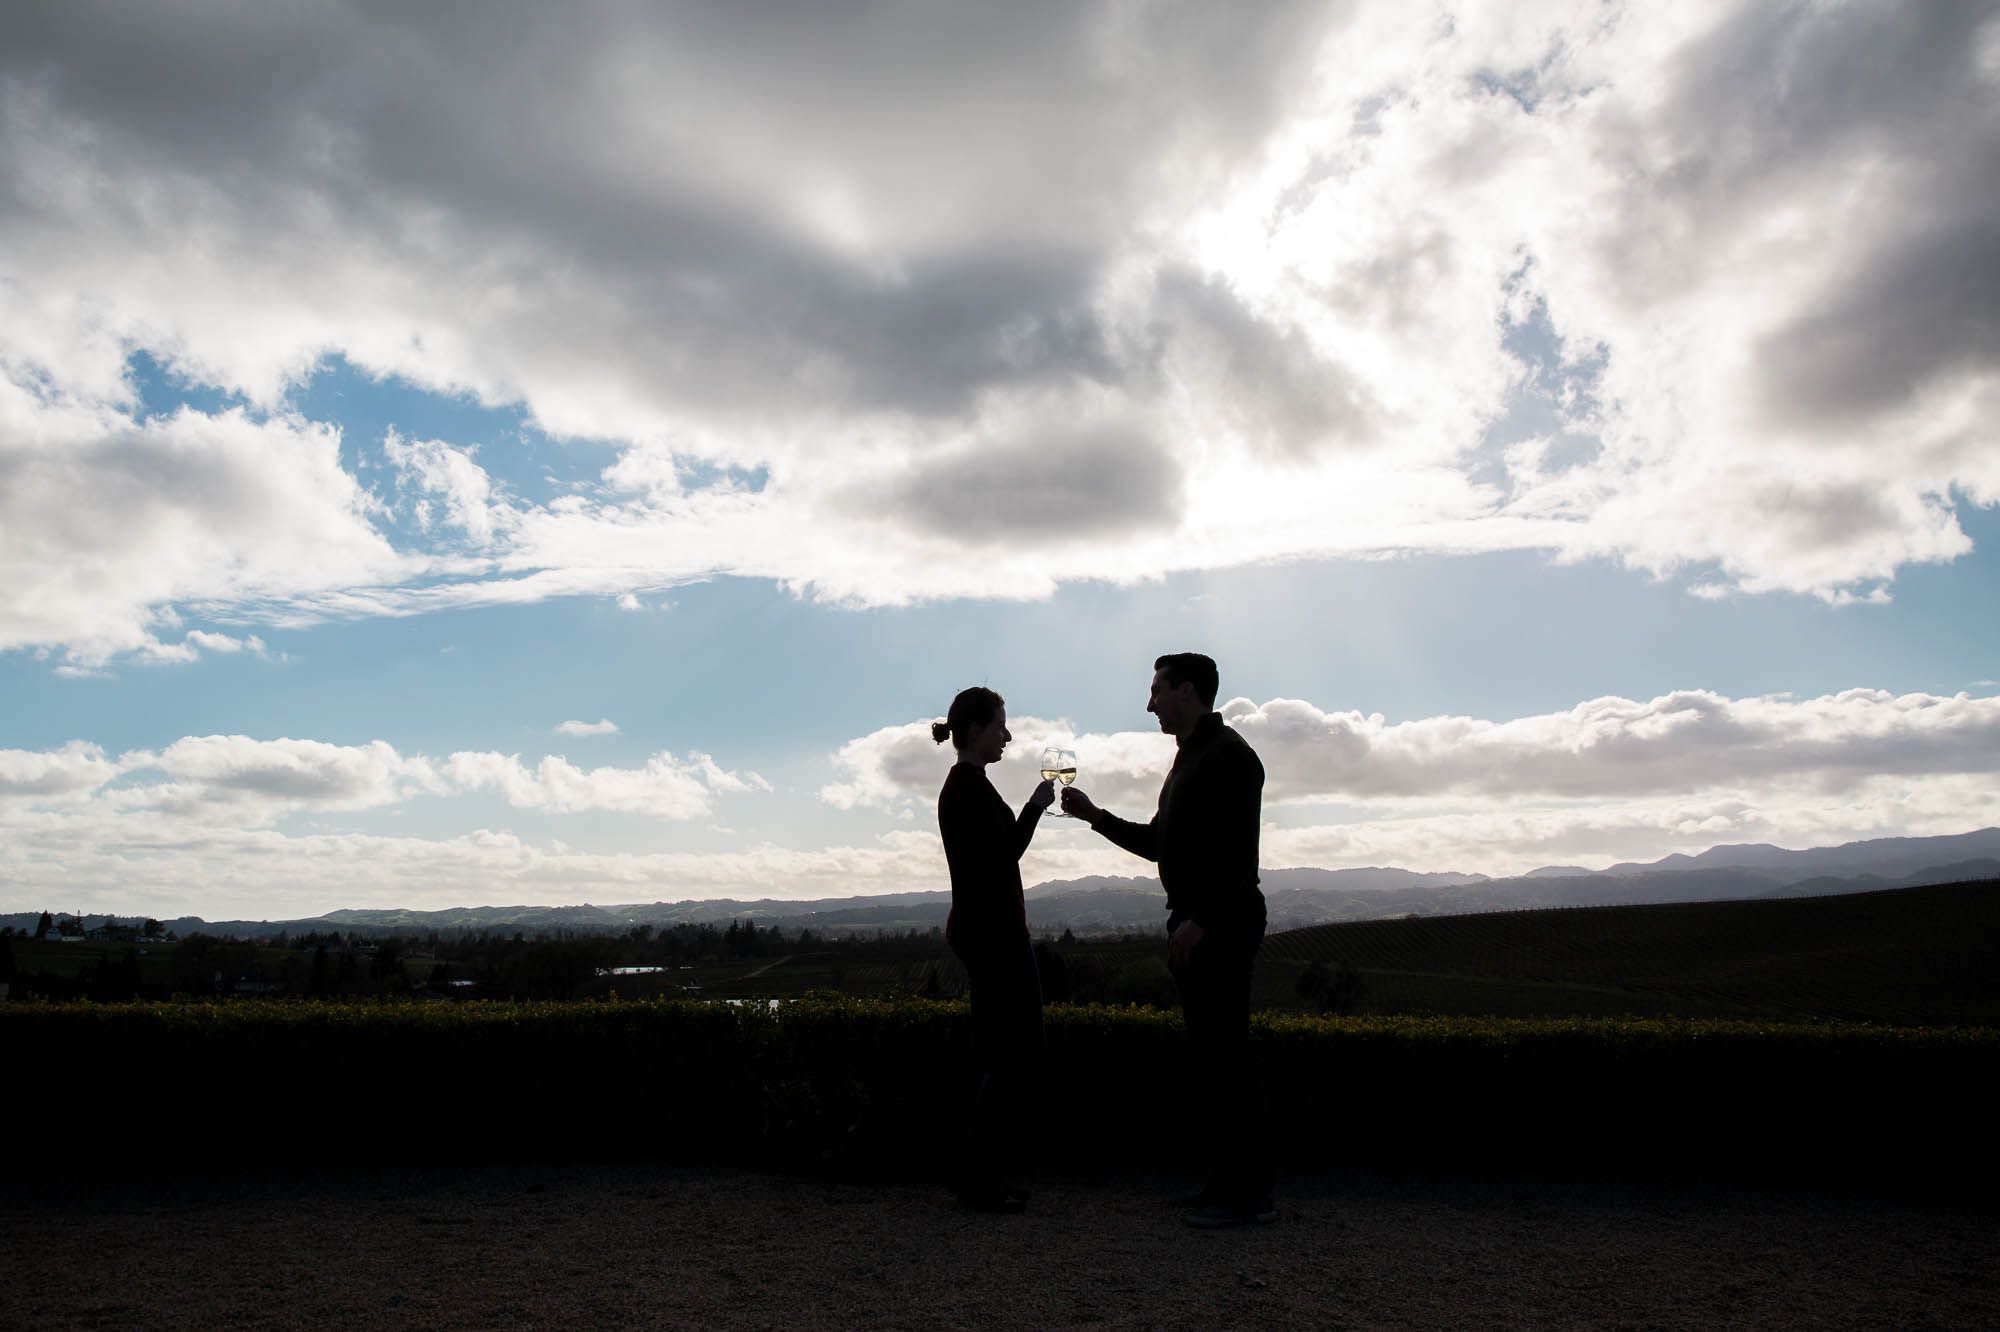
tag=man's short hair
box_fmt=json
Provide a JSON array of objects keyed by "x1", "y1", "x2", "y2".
[{"x1": 1154, "y1": 652, "x2": 1219, "y2": 709}]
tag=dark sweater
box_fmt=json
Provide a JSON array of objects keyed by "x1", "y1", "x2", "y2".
[
  {"x1": 938, "y1": 762, "x2": 1039, "y2": 953},
  {"x1": 1089, "y1": 711, "x2": 1265, "y2": 931}
]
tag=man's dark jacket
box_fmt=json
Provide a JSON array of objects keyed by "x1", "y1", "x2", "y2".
[{"x1": 1088, "y1": 711, "x2": 1265, "y2": 931}]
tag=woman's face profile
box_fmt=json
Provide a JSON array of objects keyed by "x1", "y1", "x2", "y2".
[{"x1": 963, "y1": 707, "x2": 1011, "y2": 765}]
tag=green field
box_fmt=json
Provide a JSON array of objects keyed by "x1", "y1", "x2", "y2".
[
  {"x1": 690, "y1": 877, "x2": 2000, "y2": 1026},
  {"x1": 1257, "y1": 878, "x2": 2000, "y2": 1024}
]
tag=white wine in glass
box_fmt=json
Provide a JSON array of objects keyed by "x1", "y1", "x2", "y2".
[{"x1": 1040, "y1": 746, "x2": 1078, "y2": 815}]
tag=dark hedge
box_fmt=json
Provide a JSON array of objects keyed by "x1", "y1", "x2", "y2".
[{"x1": 6, "y1": 998, "x2": 1990, "y2": 1196}]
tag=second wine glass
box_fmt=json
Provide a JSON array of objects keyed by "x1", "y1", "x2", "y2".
[{"x1": 1040, "y1": 745, "x2": 1078, "y2": 816}]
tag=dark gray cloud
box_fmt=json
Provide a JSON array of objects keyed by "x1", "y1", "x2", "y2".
[
  {"x1": 1596, "y1": 2, "x2": 1998, "y2": 303},
  {"x1": 0, "y1": 0, "x2": 1331, "y2": 424},
  {"x1": 1150, "y1": 266, "x2": 1384, "y2": 458},
  {"x1": 874, "y1": 422, "x2": 1184, "y2": 544},
  {"x1": 1757, "y1": 215, "x2": 2000, "y2": 427},
  {"x1": 1739, "y1": 477, "x2": 1913, "y2": 551},
  {"x1": 1670, "y1": 4, "x2": 2000, "y2": 430},
  {"x1": 1657, "y1": 2, "x2": 1989, "y2": 212}
]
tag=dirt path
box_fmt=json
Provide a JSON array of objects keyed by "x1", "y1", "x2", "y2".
[{"x1": 5, "y1": 1166, "x2": 1993, "y2": 1329}]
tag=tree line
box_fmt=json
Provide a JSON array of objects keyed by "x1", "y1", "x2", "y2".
[{"x1": 2, "y1": 918, "x2": 961, "y2": 1002}]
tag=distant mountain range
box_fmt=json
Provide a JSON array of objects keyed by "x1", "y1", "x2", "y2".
[
  {"x1": 8, "y1": 827, "x2": 1997, "y2": 940},
  {"x1": 1590, "y1": 828, "x2": 2000, "y2": 879}
]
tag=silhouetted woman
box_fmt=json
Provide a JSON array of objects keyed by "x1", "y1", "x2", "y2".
[{"x1": 933, "y1": 686, "x2": 1053, "y2": 1212}]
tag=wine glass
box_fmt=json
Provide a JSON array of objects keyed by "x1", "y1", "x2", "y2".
[{"x1": 1040, "y1": 745, "x2": 1078, "y2": 817}]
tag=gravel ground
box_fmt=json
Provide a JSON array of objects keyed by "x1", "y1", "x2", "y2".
[{"x1": 4, "y1": 1165, "x2": 1995, "y2": 1329}]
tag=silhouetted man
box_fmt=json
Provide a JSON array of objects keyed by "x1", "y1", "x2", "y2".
[{"x1": 1061, "y1": 652, "x2": 1274, "y2": 1227}]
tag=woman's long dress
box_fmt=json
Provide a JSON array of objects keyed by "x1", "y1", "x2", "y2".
[{"x1": 937, "y1": 761, "x2": 1043, "y2": 1187}]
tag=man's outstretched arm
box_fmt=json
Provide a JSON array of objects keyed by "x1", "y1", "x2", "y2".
[{"x1": 1061, "y1": 787, "x2": 1161, "y2": 861}]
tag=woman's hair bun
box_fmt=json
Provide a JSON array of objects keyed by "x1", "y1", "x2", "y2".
[{"x1": 936, "y1": 687, "x2": 1003, "y2": 749}]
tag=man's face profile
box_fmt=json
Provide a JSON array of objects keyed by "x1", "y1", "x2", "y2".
[{"x1": 1147, "y1": 667, "x2": 1196, "y2": 734}]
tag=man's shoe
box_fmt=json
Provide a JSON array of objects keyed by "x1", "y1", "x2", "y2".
[
  {"x1": 1183, "y1": 1200, "x2": 1277, "y2": 1229},
  {"x1": 1002, "y1": 1181, "x2": 1031, "y2": 1203}
]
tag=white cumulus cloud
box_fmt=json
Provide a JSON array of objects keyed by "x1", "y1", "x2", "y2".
[
  {"x1": 444, "y1": 749, "x2": 768, "y2": 818},
  {"x1": 0, "y1": 741, "x2": 123, "y2": 801},
  {"x1": 384, "y1": 431, "x2": 509, "y2": 547},
  {"x1": 0, "y1": 386, "x2": 407, "y2": 667},
  {"x1": 0, "y1": 685, "x2": 1994, "y2": 917},
  {"x1": 819, "y1": 687, "x2": 2000, "y2": 878},
  {"x1": 0, "y1": 734, "x2": 766, "y2": 828}
]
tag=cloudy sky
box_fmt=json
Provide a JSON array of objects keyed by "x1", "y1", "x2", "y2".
[{"x1": 4, "y1": 1, "x2": 1998, "y2": 920}]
